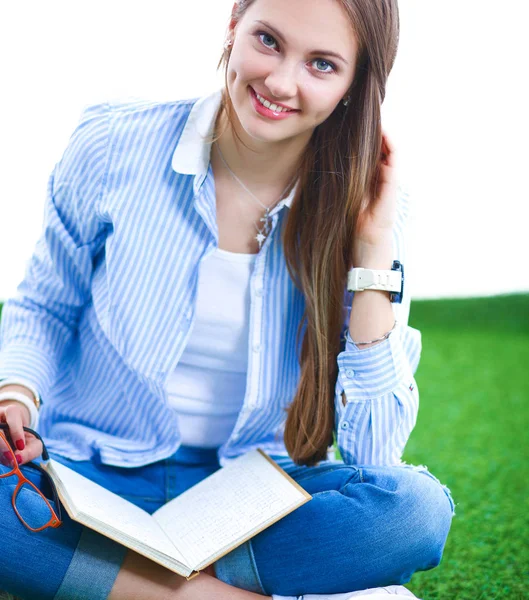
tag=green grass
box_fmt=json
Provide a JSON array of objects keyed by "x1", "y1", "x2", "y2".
[
  {"x1": 398, "y1": 294, "x2": 529, "y2": 599},
  {"x1": 1, "y1": 295, "x2": 528, "y2": 598}
]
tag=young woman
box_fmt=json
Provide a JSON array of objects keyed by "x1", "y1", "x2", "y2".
[{"x1": 0, "y1": 0, "x2": 455, "y2": 599}]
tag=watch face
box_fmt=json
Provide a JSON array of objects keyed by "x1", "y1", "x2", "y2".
[{"x1": 390, "y1": 260, "x2": 404, "y2": 304}]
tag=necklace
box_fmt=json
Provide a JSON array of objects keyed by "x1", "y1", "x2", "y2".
[{"x1": 214, "y1": 142, "x2": 293, "y2": 250}]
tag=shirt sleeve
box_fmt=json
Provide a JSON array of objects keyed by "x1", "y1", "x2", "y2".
[
  {"x1": 334, "y1": 183, "x2": 422, "y2": 466},
  {"x1": 0, "y1": 103, "x2": 112, "y2": 401}
]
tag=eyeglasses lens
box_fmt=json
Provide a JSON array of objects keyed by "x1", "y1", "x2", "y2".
[
  {"x1": 0, "y1": 432, "x2": 17, "y2": 475},
  {"x1": 1, "y1": 430, "x2": 57, "y2": 530},
  {"x1": 14, "y1": 481, "x2": 56, "y2": 530},
  {"x1": 0, "y1": 457, "x2": 17, "y2": 476}
]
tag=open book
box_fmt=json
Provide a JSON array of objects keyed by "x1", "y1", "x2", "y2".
[{"x1": 44, "y1": 448, "x2": 311, "y2": 579}]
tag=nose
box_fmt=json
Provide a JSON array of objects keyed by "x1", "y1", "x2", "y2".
[{"x1": 264, "y1": 60, "x2": 298, "y2": 102}]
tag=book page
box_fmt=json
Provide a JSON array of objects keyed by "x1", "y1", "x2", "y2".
[
  {"x1": 46, "y1": 460, "x2": 189, "y2": 568},
  {"x1": 153, "y1": 449, "x2": 310, "y2": 569}
]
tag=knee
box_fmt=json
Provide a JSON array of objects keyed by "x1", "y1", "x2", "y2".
[{"x1": 398, "y1": 466, "x2": 455, "y2": 570}]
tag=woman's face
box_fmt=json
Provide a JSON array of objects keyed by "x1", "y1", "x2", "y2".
[{"x1": 226, "y1": 0, "x2": 359, "y2": 146}]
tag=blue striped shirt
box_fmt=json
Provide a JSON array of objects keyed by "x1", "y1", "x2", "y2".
[{"x1": 0, "y1": 90, "x2": 421, "y2": 467}]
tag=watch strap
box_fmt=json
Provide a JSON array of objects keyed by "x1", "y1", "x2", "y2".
[{"x1": 347, "y1": 267, "x2": 402, "y2": 293}]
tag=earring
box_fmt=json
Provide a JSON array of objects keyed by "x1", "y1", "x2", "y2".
[
  {"x1": 224, "y1": 39, "x2": 233, "y2": 51},
  {"x1": 342, "y1": 96, "x2": 350, "y2": 107}
]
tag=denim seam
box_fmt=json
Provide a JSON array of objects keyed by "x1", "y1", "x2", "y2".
[
  {"x1": 214, "y1": 540, "x2": 267, "y2": 594},
  {"x1": 121, "y1": 495, "x2": 163, "y2": 501},
  {"x1": 291, "y1": 465, "x2": 360, "y2": 485},
  {"x1": 53, "y1": 528, "x2": 127, "y2": 600},
  {"x1": 247, "y1": 539, "x2": 267, "y2": 595},
  {"x1": 51, "y1": 526, "x2": 85, "y2": 599}
]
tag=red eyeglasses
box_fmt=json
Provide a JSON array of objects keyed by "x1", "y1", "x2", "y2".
[{"x1": 0, "y1": 424, "x2": 62, "y2": 532}]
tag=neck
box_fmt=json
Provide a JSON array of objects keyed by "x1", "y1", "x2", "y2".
[{"x1": 213, "y1": 103, "x2": 308, "y2": 199}]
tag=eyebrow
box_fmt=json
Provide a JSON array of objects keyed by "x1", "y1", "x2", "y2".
[{"x1": 255, "y1": 19, "x2": 350, "y2": 65}]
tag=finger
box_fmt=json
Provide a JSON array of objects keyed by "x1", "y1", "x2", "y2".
[
  {"x1": 0, "y1": 445, "x2": 15, "y2": 467},
  {"x1": 0, "y1": 446, "x2": 16, "y2": 469},
  {"x1": 0, "y1": 412, "x2": 13, "y2": 457},
  {"x1": 14, "y1": 435, "x2": 43, "y2": 466},
  {"x1": 0, "y1": 411, "x2": 16, "y2": 467},
  {"x1": 4, "y1": 405, "x2": 27, "y2": 454}
]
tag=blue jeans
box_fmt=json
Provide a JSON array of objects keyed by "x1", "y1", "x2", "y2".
[{"x1": 0, "y1": 446, "x2": 455, "y2": 599}]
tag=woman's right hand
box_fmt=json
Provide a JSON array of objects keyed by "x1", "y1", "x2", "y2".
[{"x1": 0, "y1": 392, "x2": 43, "y2": 466}]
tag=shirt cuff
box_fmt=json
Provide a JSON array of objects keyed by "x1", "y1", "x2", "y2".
[
  {"x1": 0, "y1": 377, "x2": 41, "y2": 405},
  {"x1": 0, "y1": 343, "x2": 53, "y2": 402},
  {"x1": 0, "y1": 390, "x2": 40, "y2": 430},
  {"x1": 336, "y1": 326, "x2": 410, "y2": 401}
]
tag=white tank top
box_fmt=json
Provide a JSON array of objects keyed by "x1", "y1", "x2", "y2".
[{"x1": 165, "y1": 247, "x2": 257, "y2": 447}]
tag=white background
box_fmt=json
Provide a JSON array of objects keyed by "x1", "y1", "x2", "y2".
[{"x1": 0, "y1": 0, "x2": 527, "y2": 301}]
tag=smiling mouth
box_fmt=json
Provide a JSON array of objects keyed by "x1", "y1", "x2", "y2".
[{"x1": 251, "y1": 88, "x2": 298, "y2": 113}]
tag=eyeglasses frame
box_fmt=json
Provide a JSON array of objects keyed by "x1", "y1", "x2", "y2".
[{"x1": 0, "y1": 423, "x2": 62, "y2": 532}]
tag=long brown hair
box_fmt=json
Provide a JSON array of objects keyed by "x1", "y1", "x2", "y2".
[{"x1": 217, "y1": 0, "x2": 400, "y2": 466}]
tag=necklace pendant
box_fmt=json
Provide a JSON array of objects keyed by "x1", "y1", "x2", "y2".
[
  {"x1": 255, "y1": 232, "x2": 266, "y2": 249},
  {"x1": 260, "y1": 213, "x2": 271, "y2": 235}
]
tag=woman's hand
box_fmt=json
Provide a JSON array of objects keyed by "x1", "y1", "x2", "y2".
[
  {"x1": 354, "y1": 130, "x2": 399, "y2": 253},
  {"x1": 0, "y1": 392, "x2": 43, "y2": 466}
]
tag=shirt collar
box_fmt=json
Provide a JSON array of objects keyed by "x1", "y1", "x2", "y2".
[
  {"x1": 171, "y1": 88, "x2": 297, "y2": 209},
  {"x1": 171, "y1": 89, "x2": 222, "y2": 178}
]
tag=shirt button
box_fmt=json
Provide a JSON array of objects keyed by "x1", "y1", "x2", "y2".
[
  {"x1": 255, "y1": 288, "x2": 263, "y2": 297},
  {"x1": 341, "y1": 422, "x2": 349, "y2": 430},
  {"x1": 345, "y1": 368, "x2": 355, "y2": 378},
  {"x1": 252, "y1": 343, "x2": 261, "y2": 353}
]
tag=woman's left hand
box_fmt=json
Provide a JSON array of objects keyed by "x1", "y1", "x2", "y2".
[{"x1": 354, "y1": 130, "x2": 399, "y2": 249}]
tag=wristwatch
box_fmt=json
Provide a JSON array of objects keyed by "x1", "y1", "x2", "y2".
[{"x1": 347, "y1": 260, "x2": 404, "y2": 303}]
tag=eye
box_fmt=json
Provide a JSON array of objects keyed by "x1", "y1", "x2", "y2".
[
  {"x1": 311, "y1": 59, "x2": 336, "y2": 74},
  {"x1": 258, "y1": 32, "x2": 279, "y2": 51}
]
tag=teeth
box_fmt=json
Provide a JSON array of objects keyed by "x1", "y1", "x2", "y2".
[{"x1": 255, "y1": 91, "x2": 291, "y2": 113}]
